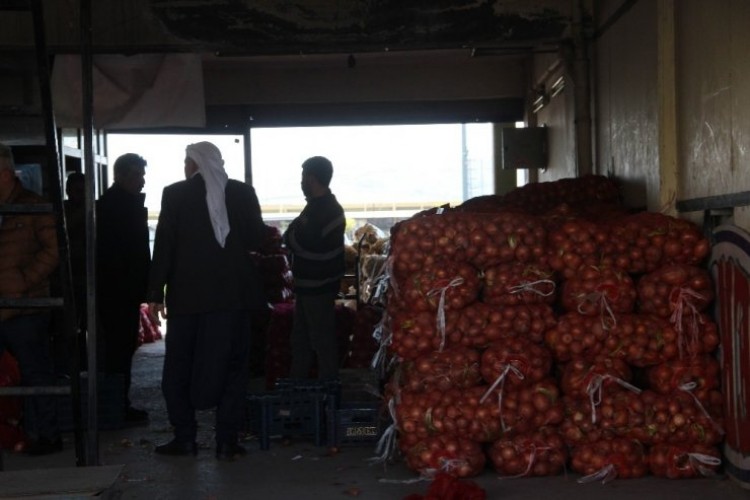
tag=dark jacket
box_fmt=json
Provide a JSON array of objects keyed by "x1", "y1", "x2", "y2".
[
  {"x1": 283, "y1": 191, "x2": 345, "y2": 295},
  {"x1": 64, "y1": 199, "x2": 86, "y2": 288},
  {"x1": 147, "y1": 175, "x2": 266, "y2": 315},
  {"x1": 0, "y1": 179, "x2": 59, "y2": 321},
  {"x1": 96, "y1": 184, "x2": 151, "y2": 308}
]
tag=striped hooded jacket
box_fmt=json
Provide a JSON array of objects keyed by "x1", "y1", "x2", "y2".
[{"x1": 283, "y1": 191, "x2": 345, "y2": 295}]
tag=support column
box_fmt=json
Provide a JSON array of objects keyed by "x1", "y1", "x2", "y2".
[
  {"x1": 571, "y1": 0, "x2": 593, "y2": 176},
  {"x1": 657, "y1": 0, "x2": 678, "y2": 216}
]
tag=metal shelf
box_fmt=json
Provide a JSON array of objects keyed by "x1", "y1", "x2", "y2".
[{"x1": 676, "y1": 191, "x2": 750, "y2": 212}]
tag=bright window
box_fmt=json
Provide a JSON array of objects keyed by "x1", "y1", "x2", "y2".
[
  {"x1": 251, "y1": 123, "x2": 495, "y2": 231},
  {"x1": 107, "y1": 123, "x2": 498, "y2": 236}
]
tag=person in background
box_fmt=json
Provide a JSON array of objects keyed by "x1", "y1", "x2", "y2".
[
  {"x1": 64, "y1": 172, "x2": 87, "y2": 368},
  {"x1": 283, "y1": 156, "x2": 346, "y2": 381},
  {"x1": 96, "y1": 153, "x2": 151, "y2": 424},
  {"x1": 0, "y1": 143, "x2": 61, "y2": 455},
  {"x1": 147, "y1": 141, "x2": 265, "y2": 460}
]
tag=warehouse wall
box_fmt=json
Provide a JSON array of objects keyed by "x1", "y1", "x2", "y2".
[
  {"x1": 532, "y1": 52, "x2": 577, "y2": 181},
  {"x1": 201, "y1": 50, "x2": 528, "y2": 128},
  {"x1": 676, "y1": 0, "x2": 750, "y2": 228},
  {"x1": 203, "y1": 51, "x2": 526, "y2": 107},
  {"x1": 592, "y1": 0, "x2": 750, "y2": 228},
  {"x1": 593, "y1": 0, "x2": 658, "y2": 211}
]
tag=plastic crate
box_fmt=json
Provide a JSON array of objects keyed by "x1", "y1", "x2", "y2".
[
  {"x1": 247, "y1": 380, "x2": 338, "y2": 450},
  {"x1": 326, "y1": 401, "x2": 383, "y2": 447}
]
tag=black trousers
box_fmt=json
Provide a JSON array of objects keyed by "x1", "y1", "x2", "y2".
[
  {"x1": 99, "y1": 300, "x2": 141, "y2": 409},
  {"x1": 290, "y1": 292, "x2": 339, "y2": 380},
  {"x1": 162, "y1": 310, "x2": 251, "y2": 445}
]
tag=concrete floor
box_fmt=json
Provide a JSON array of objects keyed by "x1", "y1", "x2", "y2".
[{"x1": 2, "y1": 341, "x2": 750, "y2": 499}]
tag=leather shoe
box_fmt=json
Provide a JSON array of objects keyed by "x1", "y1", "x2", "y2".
[
  {"x1": 154, "y1": 439, "x2": 197, "y2": 456},
  {"x1": 26, "y1": 437, "x2": 63, "y2": 456},
  {"x1": 216, "y1": 442, "x2": 247, "y2": 461}
]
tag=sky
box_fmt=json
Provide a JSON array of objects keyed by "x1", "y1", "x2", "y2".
[{"x1": 106, "y1": 123, "x2": 496, "y2": 222}]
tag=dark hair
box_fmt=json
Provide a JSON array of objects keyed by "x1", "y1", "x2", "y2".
[
  {"x1": 66, "y1": 171, "x2": 84, "y2": 187},
  {"x1": 301, "y1": 156, "x2": 333, "y2": 187},
  {"x1": 113, "y1": 153, "x2": 147, "y2": 181}
]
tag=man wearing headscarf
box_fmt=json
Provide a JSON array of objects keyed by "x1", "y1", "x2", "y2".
[{"x1": 147, "y1": 141, "x2": 266, "y2": 460}]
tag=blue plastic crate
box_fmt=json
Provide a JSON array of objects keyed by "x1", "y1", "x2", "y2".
[
  {"x1": 246, "y1": 388, "x2": 330, "y2": 450},
  {"x1": 326, "y1": 401, "x2": 383, "y2": 447}
]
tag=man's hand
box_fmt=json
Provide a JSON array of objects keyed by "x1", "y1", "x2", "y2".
[{"x1": 147, "y1": 302, "x2": 167, "y2": 326}]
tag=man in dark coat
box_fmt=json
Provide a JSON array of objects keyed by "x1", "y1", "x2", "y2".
[
  {"x1": 147, "y1": 141, "x2": 266, "y2": 460},
  {"x1": 96, "y1": 153, "x2": 151, "y2": 423},
  {"x1": 283, "y1": 156, "x2": 346, "y2": 381},
  {"x1": 64, "y1": 172, "x2": 87, "y2": 368}
]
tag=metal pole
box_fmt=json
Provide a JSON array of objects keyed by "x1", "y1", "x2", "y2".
[
  {"x1": 243, "y1": 128, "x2": 253, "y2": 185},
  {"x1": 29, "y1": 0, "x2": 87, "y2": 467},
  {"x1": 461, "y1": 123, "x2": 469, "y2": 200},
  {"x1": 80, "y1": 0, "x2": 99, "y2": 465},
  {"x1": 571, "y1": 0, "x2": 593, "y2": 176}
]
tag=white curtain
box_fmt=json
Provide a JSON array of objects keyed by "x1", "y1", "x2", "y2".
[{"x1": 51, "y1": 53, "x2": 205, "y2": 130}]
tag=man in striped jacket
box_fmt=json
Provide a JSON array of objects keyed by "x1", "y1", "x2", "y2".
[{"x1": 283, "y1": 156, "x2": 346, "y2": 381}]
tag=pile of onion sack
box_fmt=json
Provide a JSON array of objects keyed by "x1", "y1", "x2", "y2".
[{"x1": 374, "y1": 175, "x2": 722, "y2": 483}]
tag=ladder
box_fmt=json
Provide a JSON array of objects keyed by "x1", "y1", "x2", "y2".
[{"x1": 0, "y1": 0, "x2": 87, "y2": 467}]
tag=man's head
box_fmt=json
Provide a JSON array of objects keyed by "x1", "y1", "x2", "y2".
[
  {"x1": 65, "y1": 172, "x2": 85, "y2": 205},
  {"x1": 113, "y1": 153, "x2": 147, "y2": 195},
  {"x1": 301, "y1": 156, "x2": 333, "y2": 198},
  {"x1": 184, "y1": 141, "x2": 224, "y2": 180}
]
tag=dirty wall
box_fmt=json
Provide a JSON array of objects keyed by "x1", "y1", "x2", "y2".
[{"x1": 533, "y1": 0, "x2": 750, "y2": 230}]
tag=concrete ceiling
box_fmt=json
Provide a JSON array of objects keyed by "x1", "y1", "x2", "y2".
[{"x1": 149, "y1": 0, "x2": 572, "y2": 55}]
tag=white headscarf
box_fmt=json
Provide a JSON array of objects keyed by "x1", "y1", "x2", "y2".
[{"x1": 186, "y1": 141, "x2": 230, "y2": 248}]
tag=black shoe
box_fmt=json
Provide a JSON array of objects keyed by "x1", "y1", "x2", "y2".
[
  {"x1": 154, "y1": 439, "x2": 197, "y2": 456},
  {"x1": 26, "y1": 437, "x2": 63, "y2": 456},
  {"x1": 216, "y1": 442, "x2": 247, "y2": 461}
]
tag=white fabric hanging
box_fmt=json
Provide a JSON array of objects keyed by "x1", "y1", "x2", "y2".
[
  {"x1": 186, "y1": 142, "x2": 230, "y2": 248},
  {"x1": 51, "y1": 53, "x2": 206, "y2": 129}
]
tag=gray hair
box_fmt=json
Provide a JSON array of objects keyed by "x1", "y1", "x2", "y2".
[{"x1": 0, "y1": 143, "x2": 14, "y2": 172}]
